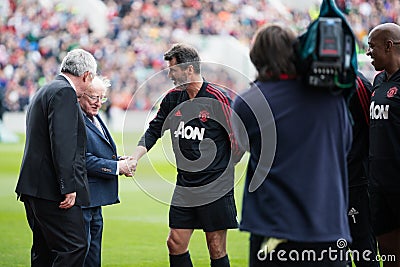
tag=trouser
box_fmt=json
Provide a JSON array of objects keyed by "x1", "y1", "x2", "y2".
[
  {"x1": 82, "y1": 206, "x2": 103, "y2": 267},
  {"x1": 23, "y1": 195, "x2": 87, "y2": 267},
  {"x1": 348, "y1": 185, "x2": 379, "y2": 267}
]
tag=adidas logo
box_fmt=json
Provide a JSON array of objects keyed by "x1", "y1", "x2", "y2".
[
  {"x1": 175, "y1": 110, "x2": 182, "y2": 116},
  {"x1": 348, "y1": 207, "x2": 359, "y2": 224},
  {"x1": 348, "y1": 207, "x2": 359, "y2": 216}
]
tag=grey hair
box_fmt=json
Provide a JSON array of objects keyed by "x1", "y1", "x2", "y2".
[
  {"x1": 93, "y1": 75, "x2": 111, "y2": 92},
  {"x1": 60, "y1": 49, "x2": 97, "y2": 77}
]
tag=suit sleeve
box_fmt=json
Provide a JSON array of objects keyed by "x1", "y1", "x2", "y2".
[
  {"x1": 86, "y1": 152, "x2": 118, "y2": 179},
  {"x1": 48, "y1": 87, "x2": 79, "y2": 195},
  {"x1": 138, "y1": 94, "x2": 171, "y2": 150}
]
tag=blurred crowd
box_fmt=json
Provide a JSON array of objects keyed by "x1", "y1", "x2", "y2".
[{"x1": 0, "y1": 0, "x2": 399, "y2": 113}]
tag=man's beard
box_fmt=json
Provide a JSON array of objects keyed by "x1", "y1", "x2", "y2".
[
  {"x1": 175, "y1": 75, "x2": 189, "y2": 90},
  {"x1": 177, "y1": 82, "x2": 189, "y2": 90}
]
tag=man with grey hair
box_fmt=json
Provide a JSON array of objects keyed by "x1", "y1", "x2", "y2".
[{"x1": 16, "y1": 48, "x2": 97, "y2": 266}]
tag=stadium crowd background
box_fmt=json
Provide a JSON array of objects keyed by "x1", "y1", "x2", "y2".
[{"x1": 0, "y1": 0, "x2": 398, "y2": 115}]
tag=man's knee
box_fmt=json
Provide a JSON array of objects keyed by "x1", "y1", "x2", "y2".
[
  {"x1": 167, "y1": 235, "x2": 178, "y2": 253},
  {"x1": 167, "y1": 231, "x2": 190, "y2": 255}
]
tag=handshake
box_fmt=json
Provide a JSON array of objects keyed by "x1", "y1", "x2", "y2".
[{"x1": 118, "y1": 156, "x2": 138, "y2": 177}]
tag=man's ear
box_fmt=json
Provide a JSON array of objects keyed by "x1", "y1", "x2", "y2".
[
  {"x1": 76, "y1": 92, "x2": 82, "y2": 102},
  {"x1": 386, "y1": 40, "x2": 393, "y2": 51},
  {"x1": 83, "y1": 71, "x2": 92, "y2": 82},
  {"x1": 187, "y1": 64, "x2": 195, "y2": 74}
]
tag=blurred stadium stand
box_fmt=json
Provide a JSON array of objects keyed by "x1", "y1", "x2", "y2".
[{"x1": 0, "y1": 0, "x2": 393, "y2": 136}]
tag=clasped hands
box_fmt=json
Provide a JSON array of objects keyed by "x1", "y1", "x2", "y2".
[{"x1": 118, "y1": 156, "x2": 138, "y2": 177}]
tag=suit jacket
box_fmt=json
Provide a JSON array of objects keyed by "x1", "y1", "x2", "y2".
[
  {"x1": 83, "y1": 114, "x2": 120, "y2": 208},
  {"x1": 16, "y1": 75, "x2": 90, "y2": 206}
]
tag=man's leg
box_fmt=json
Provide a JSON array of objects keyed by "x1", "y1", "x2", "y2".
[
  {"x1": 23, "y1": 197, "x2": 53, "y2": 266},
  {"x1": 199, "y1": 193, "x2": 236, "y2": 267},
  {"x1": 27, "y1": 196, "x2": 88, "y2": 267},
  {"x1": 377, "y1": 229, "x2": 400, "y2": 267},
  {"x1": 205, "y1": 230, "x2": 230, "y2": 267},
  {"x1": 167, "y1": 228, "x2": 194, "y2": 267},
  {"x1": 249, "y1": 234, "x2": 266, "y2": 267},
  {"x1": 348, "y1": 186, "x2": 379, "y2": 267},
  {"x1": 83, "y1": 207, "x2": 103, "y2": 267},
  {"x1": 370, "y1": 191, "x2": 400, "y2": 267}
]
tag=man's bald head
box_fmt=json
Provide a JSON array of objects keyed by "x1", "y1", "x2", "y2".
[
  {"x1": 367, "y1": 23, "x2": 400, "y2": 76},
  {"x1": 369, "y1": 23, "x2": 400, "y2": 50}
]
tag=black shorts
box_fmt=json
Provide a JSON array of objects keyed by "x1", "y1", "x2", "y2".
[
  {"x1": 169, "y1": 194, "x2": 238, "y2": 232},
  {"x1": 370, "y1": 190, "x2": 400, "y2": 236}
]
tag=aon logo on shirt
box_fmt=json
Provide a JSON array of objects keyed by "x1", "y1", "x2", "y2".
[
  {"x1": 370, "y1": 101, "x2": 389, "y2": 120},
  {"x1": 174, "y1": 121, "x2": 205, "y2": 140}
]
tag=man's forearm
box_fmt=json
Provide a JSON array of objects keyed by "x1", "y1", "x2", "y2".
[{"x1": 131, "y1": 145, "x2": 148, "y2": 161}]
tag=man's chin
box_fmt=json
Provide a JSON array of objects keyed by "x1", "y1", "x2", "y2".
[
  {"x1": 175, "y1": 85, "x2": 186, "y2": 90},
  {"x1": 372, "y1": 64, "x2": 383, "y2": 72}
]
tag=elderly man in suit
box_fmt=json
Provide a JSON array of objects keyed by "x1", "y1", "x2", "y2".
[
  {"x1": 16, "y1": 49, "x2": 96, "y2": 266},
  {"x1": 77, "y1": 75, "x2": 134, "y2": 267}
]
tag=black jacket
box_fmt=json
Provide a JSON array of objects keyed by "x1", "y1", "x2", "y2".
[
  {"x1": 138, "y1": 80, "x2": 237, "y2": 187},
  {"x1": 16, "y1": 75, "x2": 89, "y2": 206},
  {"x1": 369, "y1": 68, "x2": 400, "y2": 191}
]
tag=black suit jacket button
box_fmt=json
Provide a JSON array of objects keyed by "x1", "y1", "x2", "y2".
[{"x1": 112, "y1": 155, "x2": 116, "y2": 159}]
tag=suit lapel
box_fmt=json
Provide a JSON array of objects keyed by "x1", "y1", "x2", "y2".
[
  {"x1": 96, "y1": 115, "x2": 117, "y2": 150},
  {"x1": 84, "y1": 115, "x2": 115, "y2": 151}
]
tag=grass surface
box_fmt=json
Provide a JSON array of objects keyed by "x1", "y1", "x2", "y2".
[
  {"x1": 0, "y1": 132, "x2": 249, "y2": 266},
  {"x1": 0, "y1": 131, "x2": 385, "y2": 267}
]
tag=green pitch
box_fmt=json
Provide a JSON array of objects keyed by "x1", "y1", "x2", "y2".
[
  {"x1": 0, "y1": 131, "x2": 384, "y2": 267},
  {"x1": 0, "y1": 132, "x2": 249, "y2": 266}
]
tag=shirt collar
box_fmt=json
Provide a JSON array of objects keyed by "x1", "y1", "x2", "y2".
[
  {"x1": 60, "y1": 73, "x2": 77, "y2": 91},
  {"x1": 83, "y1": 111, "x2": 94, "y2": 121}
]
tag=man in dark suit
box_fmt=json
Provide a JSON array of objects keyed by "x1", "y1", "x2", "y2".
[
  {"x1": 77, "y1": 76, "x2": 134, "y2": 267},
  {"x1": 15, "y1": 49, "x2": 97, "y2": 267}
]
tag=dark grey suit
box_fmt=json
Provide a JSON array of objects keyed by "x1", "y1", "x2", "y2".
[{"x1": 16, "y1": 75, "x2": 90, "y2": 266}]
